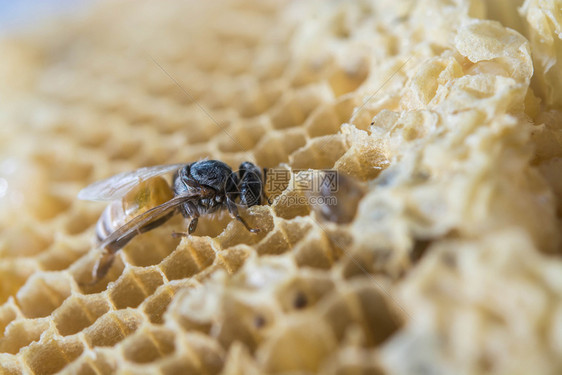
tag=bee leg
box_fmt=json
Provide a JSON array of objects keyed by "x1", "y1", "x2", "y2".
[
  {"x1": 172, "y1": 202, "x2": 200, "y2": 237},
  {"x1": 89, "y1": 251, "x2": 115, "y2": 284},
  {"x1": 171, "y1": 218, "x2": 199, "y2": 238},
  {"x1": 226, "y1": 198, "x2": 260, "y2": 233}
]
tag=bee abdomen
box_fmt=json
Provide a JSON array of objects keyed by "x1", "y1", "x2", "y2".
[{"x1": 96, "y1": 200, "x2": 126, "y2": 242}]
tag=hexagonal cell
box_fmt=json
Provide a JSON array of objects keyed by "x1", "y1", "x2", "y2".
[
  {"x1": 119, "y1": 92, "x2": 167, "y2": 125},
  {"x1": 174, "y1": 332, "x2": 225, "y2": 374},
  {"x1": 303, "y1": 172, "x2": 366, "y2": 226},
  {"x1": 277, "y1": 218, "x2": 315, "y2": 247},
  {"x1": 83, "y1": 310, "x2": 144, "y2": 348},
  {"x1": 303, "y1": 95, "x2": 359, "y2": 138},
  {"x1": 272, "y1": 189, "x2": 311, "y2": 220},
  {"x1": 32, "y1": 153, "x2": 93, "y2": 182},
  {"x1": 234, "y1": 80, "x2": 282, "y2": 118},
  {"x1": 142, "y1": 285, "x2": 176, "y2": 324},
  {"x1": 211, "y1": 152, "x2": 258, "y2": 175},
  {"x1": 289, "y1": 134, "x2": 350, "y2": 170},
  {"x1": 220, "y1": 342, "x2": 260, "y2": 375},
  {"x1": 290, "y1": 53, "x2": 336, "y2": 88},
  {"x1": 217, "y1": 206, "x2": 275, "y2": 249},
  {"x1": 182, "y1": 108, "x2": 225, "y2": 145},
  {"x1": 155, "y1": 358, "x2": 200, "y2": 375},
  {"x1": 179, "y1": 211, "x2": 235, "y2": 239},
  {"x1": 0, "y1": 318, "x2": 49, "y2": 354},
  {"x1": 0, "y1": 259, "x2": 39, "y2": 305},
  {"x1": 262, "y1": 165, "x2": 291, "y2": 201},
  {"x1": 319, "y1": 346, "x2": 385, "y2": 375},
  {"x1": 256, "y1": 217, "x2": 312, "y2": 255},
  {"x1": 215, "y1": 41, "x2": 259, "y2": 75},
  {"x1": 253, "y1": 129, "x2": 307, "y2": 168},
  {"x1": 59, "y1": 348, "x2": 116, "y2": 375},
  {"x1": 36, "y1": 242, "x2": 89, "y2": 272},
  {"x1": 353, "y1": 283, "x2": 404, "y2": 345},
  {"x1": 16, "y1": 273, "x2": 73, "y2": 319},
  {"x1": 121, "y1": 223, "x2": 182, "y2": 268},
  {"x1": 320, "y1": 281, "x2": 404, "y2": 347},
  {"x1": 254, "y1": 228, "x2": 292, "y2": 256},
  {"x1": 139, "y1": 127, "x2": 179, "y2": 158},
  {"x1": 258, "y1": 316, "x2": 337, "y2": 373},
  {"x1": 53, "y1": 294, "x2": 111, "y2": 336},
  {"x1": 130, "y1": 136, "x2": 179, "y2": 170},
  {"x1": 0, "y1": 160, "x2": 70, "y2": 222},
  {"x1": 109, "y1": 267, "x2": 165, "y2": 309},
  {"x1": 152, "y1": 110, "x2": 187, "y2": 136},
  {"x1": 303, "y1": 105, "x2": 344, "y2": 139},
  {"x1": 73, "y1": 252, "x2": 126, "y2": 295},
  {"x1": 216, "y1": 246, "x2": 252, "y2": 275},
  {"x1": 275, "y1": 272, "x2": 335, "y2": 312},
  {"x1": 0, "y1": 353, "x2": 23, "y2": 375},
  {"x1": 30, "y1": 192, "x2": 72, "y2": 222},
  {"x1": 333, "y1": 130, "x2": 389, "y2": 181},
  {"x1": 64, "y1": 207, "x2": 99, "y2": 236},
  {"x1": 251, "y1": 39, "x2": 291, "y2": 79},
  {"x1": 167, "y1": 144, "x2": 213, "y2": 165},
  {"x1": 215, "y1": 294, "x2": 276, "y2": 352},
  {"x1": 21, "y1": 333, "x2": 84, "y2": 375},
  {"x1": 121, "y1": 326, "x2": 176, "y2": 364},
  {"x1": 217, "y1": 118, "x2": 268, "y2": 153},
  {"x1": 269, "y1": 83, "x2": 333, "y2": 130},
  {"x1": 327, "y1": 56, "x2": 370, "y2": 97},
  {"x1": 0, "y1": 298, "x2": 21, "y2": 332},
  {"x1": 164, "y1": 286, "x2": 214, "y2": 335},
  {"x1": 339, "y1": 245, "x2": 397, "y2": 280},
  {"x1": 2, "y1": 223, "x2": 53, "y2": 258},
  {"x1": 159, "y1": 236, "x2": 216, "y2": 281},
  {"x1": 58, "y1": 359, "x2": 98, "y2": 375},
  {"x1": 199, "y1": 82, "x2": 240, "y2": 111},
  {"x1": 75, "y1": 122, "x2": 111, "y2": 148},
  {"x1": 292, "y1": 229, "x2": 342, "y2": 269}
]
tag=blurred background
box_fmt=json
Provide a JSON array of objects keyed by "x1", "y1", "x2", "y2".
[
  {"x1": 0, "y1": 1, "x2": 561, "y2": 375},
  {"x1": 0, "y1": 0, "x2": 93, "y2": 33}
]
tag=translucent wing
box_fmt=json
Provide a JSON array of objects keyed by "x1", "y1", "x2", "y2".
[
  {"x1": 78, "y1": 163, "x2": 187, "y2": 201},
  {"x1": 99, "y1": 192, "x2": 198, "y2": 252}
]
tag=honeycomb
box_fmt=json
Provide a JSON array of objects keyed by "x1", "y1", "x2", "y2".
[{"x1": 0, "y1": 0, "x2": 562, "y2": 374}]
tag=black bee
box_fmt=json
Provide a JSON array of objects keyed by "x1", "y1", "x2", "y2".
[{"x1": 78, "y1": 160, "x2": 264, "y2": 282}]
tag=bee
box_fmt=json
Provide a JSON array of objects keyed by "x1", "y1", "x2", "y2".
[{"x1": 79, "y1": 160, "x2": 264, "y2": 282}]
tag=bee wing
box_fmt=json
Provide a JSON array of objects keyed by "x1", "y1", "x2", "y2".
[
  {"x1": 99, "y1": 192, "x2": 197, "y2": 252},
  {"x1": 78, "y1": 163, "x2": 187, "y2": 201}
]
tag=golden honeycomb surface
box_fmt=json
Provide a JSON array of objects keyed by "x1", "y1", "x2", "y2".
[{"x1": 0, "y1": 0, "x2": 561, "y2": 374}]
